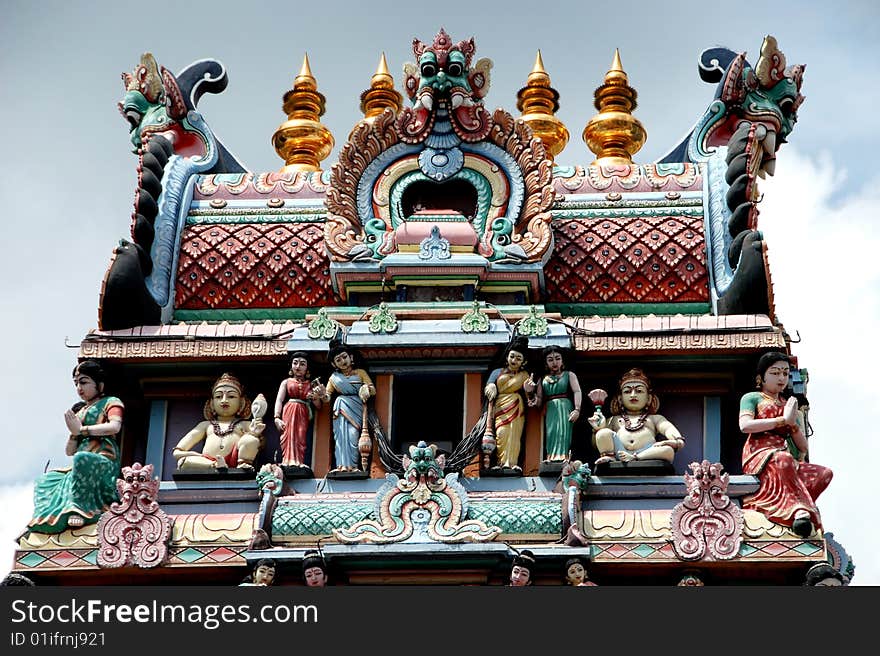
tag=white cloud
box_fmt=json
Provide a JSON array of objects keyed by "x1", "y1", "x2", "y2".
[
  {"x1": 0, "y1": 482, "x2": 35, "y2": 580},
  {"x1": 760, "y1": 146, "x2": 880, "y2": 585}
]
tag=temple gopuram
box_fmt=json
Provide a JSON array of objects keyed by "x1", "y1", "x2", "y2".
[{"x1": 8, "y1": 30, "x2": 856, "y2": 587}]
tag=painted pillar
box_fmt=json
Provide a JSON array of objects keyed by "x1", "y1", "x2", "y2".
[
  {"x1": 462, "y1": 372, "x2": 484, "y2": 478},
  {"x1": 371, "y1": 374, "x2": 392, "y2": 478}
]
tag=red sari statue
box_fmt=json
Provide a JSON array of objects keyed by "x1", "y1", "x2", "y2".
[
  {"x1": 274, "y1": 352, "x2": 324, "y2": 472},
  {"x1": 739, "y1": 352, "x2": 832, "y2": 537}
]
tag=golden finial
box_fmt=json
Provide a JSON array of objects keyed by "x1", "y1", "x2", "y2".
[
  {"x1": 516, "y1": 50, "x2": 569, "y2": 160},
  {"x1": 358, "y1": 53, "x2": 403, "y2": 124},
  {"x1": 272, "y1": 53, "x2": 335, "y2": 173},
  {"x1": 582, "y1": 49, "x2": 647, "y2": 165}
]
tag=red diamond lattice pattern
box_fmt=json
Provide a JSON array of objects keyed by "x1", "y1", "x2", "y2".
[
  {"x1": 175, "y1": 223, "x2": 336, "y2": 309},
  {"x1": 546, "y1": 215, "x2": 708, "y2": 303}
]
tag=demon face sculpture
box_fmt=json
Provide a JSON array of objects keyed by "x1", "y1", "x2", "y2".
[{"x1": 397, "y1": 28, "x2": 494, "y2": 143}]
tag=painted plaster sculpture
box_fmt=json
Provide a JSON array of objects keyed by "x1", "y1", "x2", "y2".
[
  {"x1": 483, "y1": 337, "x2": 530, "y2": 474},
  {"x1": 560, "y1": 460, "x2": 591, "y2": 546},
  {"x1": 670, "y1": 460, "x2": 743, "y2": 561},
  {"x1": 563, "y1": 557, "x2": 597, "y2": 586},
  {"x1": 803, "y1": 562, "x2": 844, "y2": 587},
  {"x1": 661, "y1": 36, "x2": 805, "y2": 316},
  {"x1": 28, "y1": 360, "x2": 124, "y2": 534},
  {"x1": 333, "y1": 441, "x2": 500, "y2": 544},
  {"x1": 323, "y1": 341, "x2": 376, "y2": 474},
  {"x1": 173, "y1": 373, "x2": 265, "y2": 472},
  {"x1": 524, "y1": 346, "x2": 582, "y2": 463},
  {"x1": 302, "y1": 550, "x2": 328, "y2": 587},
  {"x1": 101, "y1": 52, "x2": 245, "y2": 331},
  {"x1": 509, "y1": 549, "x2": 535, "y2": 586},
  {"x1": 273, "y1": 352, "x2": 324, "y2": 476},
  {"x1": 588, "y1": 369, "x2": 685, "y2": 467},
  {"x1": 739, "y1": 351, "x2": 832, "y2": 537},
  {"x1": 239, "y1": 558, "x2": 276, "y2": 586},
  {"x1": 676, "y1": 570, "x2": 706, "y2": 586},
  {"x1": 325, "y1": 28, "x2": 554, "y2": 266},
  {"x1": 97, "y1": 462, "x2": 171, "y2": 568}
]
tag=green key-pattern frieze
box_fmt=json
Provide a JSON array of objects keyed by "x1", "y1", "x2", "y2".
[
  {"x1": 272, "y1": 503, "x2": 374, "y2": 536},
  {"x1": 460, "y1": 300, "x2": 491, "y2": 333},
  {"x1": 545, "y1": 302, "x2": 711, "y2": 317},
  {"x1": 173, "y1": 309, "x2": 312, "y2": 322},
  {"x1": 466, "y1": 501, "x2": 561, "y2": 535}
]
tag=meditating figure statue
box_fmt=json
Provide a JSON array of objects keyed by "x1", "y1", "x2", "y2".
[
  {"x1": 173, "y1": 373, "x2": 265, "y2": 472},
  {"x1": 588, "y1": 368, "x2": 685, "y2": 467}
]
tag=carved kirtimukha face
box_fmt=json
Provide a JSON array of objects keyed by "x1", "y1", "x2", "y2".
[
  {"x1": 761, "y1": 360, "x2": 790, "y2": 396},
  {"x1": 212, "y1": 384, "x2": 243, "y2": 419},
  {"x1": 620, "y1": 382, "x2": 649, "y2": 413},
  {"x1": 506, "y1": 349, "x2": 525, "y2": 372},
  {"x1": 566, "y1": 561, "x2": 585, "y2": 586},
  {"x1": 253, "y1": 564, "x2": 275, "y2": 586},
  {"x1": 304, "y1": 567, "x2": 327, "y2": 587},
  {"x1": 417, "y1": 48, "x2": 470, "y2": 95},
  {"x1": 290, "y1": 357, "x2": 309, "y2": 379},
  {"x1": 74, "y1": 374, "x2": 101, "y2": 403}
]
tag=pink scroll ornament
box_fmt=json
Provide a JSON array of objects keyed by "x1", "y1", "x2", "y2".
[
  {"x1": 97, "y1": 462, "x2": 172, "y2": 568},
  {"x1": 670, "y1": 460, "x2": 743, "y2": 561}
]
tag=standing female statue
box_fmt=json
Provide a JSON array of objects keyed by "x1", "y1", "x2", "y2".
[
  {"x1": 484, "y1": 337, "x2": 530, "y2": 473},
  {"x1": 273, "y1": 352, "x2": 324, "y2": 474},
  {"x1": 28, "y1": 360, "x2": 124, "y2": 533},
  {"x1": 739, "y1": 351, "x2": 832, "y2": 537},
  {"x1": 525, "y1": 346, "x2": 582, "y2": 463},
  {"x1": 323, "y1": 341, "x2": 375, "y2": 474}
]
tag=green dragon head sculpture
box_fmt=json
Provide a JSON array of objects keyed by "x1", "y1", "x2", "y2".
[{"x1": 119, "y1": 53, "x2": 189, "y2": 153}]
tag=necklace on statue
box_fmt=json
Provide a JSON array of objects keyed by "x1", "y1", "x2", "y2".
[
  {"x1": 620, "y1": 411, "x2": 648, "y2": 432},
  {"x1": 211, "y1": 418, "x2": 241, "y2": 437}
]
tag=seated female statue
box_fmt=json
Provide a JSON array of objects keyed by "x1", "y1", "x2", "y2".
[{"x1": 28, "y1": 360, "x2": 124, "y2": 533}]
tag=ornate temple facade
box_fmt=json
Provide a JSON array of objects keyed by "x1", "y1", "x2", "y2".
[{"x1": 10, "y1": 30, "x2": 855, "y2": 587}]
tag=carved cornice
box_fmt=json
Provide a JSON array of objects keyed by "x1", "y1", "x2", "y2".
[
  {"x1": 573, "y1": 331, "x2": 785, "y2": 353},
  {"x1": 79, "y1": 339, "x2": 288, "y2": 361}
]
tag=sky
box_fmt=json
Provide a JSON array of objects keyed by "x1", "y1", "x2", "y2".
[{"x1": 1, "y1": 0, "x2": 877, "y2": 585}]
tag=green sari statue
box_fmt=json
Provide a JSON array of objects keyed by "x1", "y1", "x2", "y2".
[{"x1": 28, "y1": 361, "x2": 124, "y2": 534}]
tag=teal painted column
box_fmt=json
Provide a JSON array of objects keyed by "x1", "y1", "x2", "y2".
[
  {"x1": 703, "y1": 397, "x2": 721, "y2": 462},
  {"x1": 145, "y1": 400, "x2": 168, "y2": 478}
]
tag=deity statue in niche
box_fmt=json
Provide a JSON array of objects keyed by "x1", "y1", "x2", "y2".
[
  {"x1": 173, "y1": 373, "x2": 265, "y2": 473},
  {"x1": 273, "y1": 352, "x2": 324, "y2": 477},
  {"x1": 739, "y1": 351, "x2": 832, "y2": 537},
  {"x1": 323, "y1": 341, "x2": 376, "y2": 476},
  {"x1": 588, "y1": 368, "x2": 685, "y2": 469},
  {"x1": 482, "y1": 337, "x2": 530, "y2": 475}
]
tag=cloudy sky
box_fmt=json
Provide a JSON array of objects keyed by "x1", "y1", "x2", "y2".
[{"x1": 1, "y1": 0, "x2": 876, "y2": 584}]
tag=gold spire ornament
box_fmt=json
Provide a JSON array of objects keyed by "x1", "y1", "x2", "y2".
[
  {"x1": 516, "y1": 51, "x2": 569, "y2": 160},
  {"x1": 582, "y1": 49, "x2": 647, "y2": 166},
  {"x1": 359, "y1": 53, "x2": 403, "y2": 122},
  {"x1": 272, "y1": 54, "x2": 335, "y2": 172}
]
